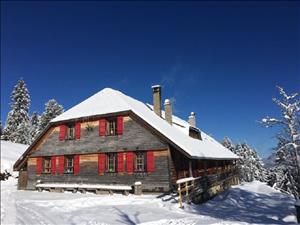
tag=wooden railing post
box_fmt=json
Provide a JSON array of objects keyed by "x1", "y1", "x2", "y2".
[
  {"x1": 176, "y1": 177, "x2": 196, "y2": 208},
  {"x1": 178, "y1": 183, "x2": 183, "y2": 208}
]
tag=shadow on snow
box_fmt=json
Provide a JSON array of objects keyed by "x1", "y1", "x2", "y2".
[{"x1": 190, "y1": 186, "x2": 296, "y2": 224}]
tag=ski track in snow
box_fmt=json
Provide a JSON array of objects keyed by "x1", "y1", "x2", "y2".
[{"x1": 1, "y1": 179, "x2": 297, "y2": 225}]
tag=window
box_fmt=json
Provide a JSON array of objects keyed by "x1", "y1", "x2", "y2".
[
  {"x1": 64, "y1": 156, "x2": 74, "y2": 173},
  {"x1": 135, "y1": 152, "x2": 146, "y2": 172},
  {"x1": 43, "y1": 157, "x2": 51, "y2": 173},
  {"x1": 106, "y1": 118, "x2": 117, "y2": 136},
  {"x1": 66, "y1": 124, "x2": 75, "y2": 140},
  {"x1": 189, "y1": 127, "x2": 202, "y2": 140},
  {"x1": 106, "y1": 153, "x2": 116, "y2": 172}
]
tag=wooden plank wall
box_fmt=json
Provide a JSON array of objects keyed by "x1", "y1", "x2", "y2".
[
  {"x1": 30, "y1": 116, "x2": 167, "y2": 156},
  {"x1": 27, "y1": 150, "x2": 170, "y2": 191},
  {"x1": 17, "y1": 171, "x2": 28, "y2": 190},
  {"x1": 25, "y1": 115, "x2": 171, "y2": 191}
]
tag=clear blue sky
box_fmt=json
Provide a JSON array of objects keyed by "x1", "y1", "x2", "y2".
[{"x1": 1, "y1": 1, "x2": 299, "y2": 158}]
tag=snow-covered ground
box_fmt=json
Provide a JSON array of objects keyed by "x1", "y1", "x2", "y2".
[
  {"x1": 0, "y1": 141, "x2": 297, "y2": 224},
  {"x1": 1, "y1": 141, "x2": 28, "y2": 173},
  {"x1": 1, "y1": 179, "x2": 297, "y2": 225}
]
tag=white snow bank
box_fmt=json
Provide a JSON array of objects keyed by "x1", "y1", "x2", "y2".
[
  {"x1": 0, "y1": 141, "x2": 28, "y2": 173},
  {"x1": 139, "y1": 218, "x2": 198, "y2": 225}
]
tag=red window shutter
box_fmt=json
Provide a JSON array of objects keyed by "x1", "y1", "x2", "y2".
[
  {"x1": 36, "y1": 157, "x2": 42, "y2": 175},
  {"x1": 98, "y1": 153, "x2": 106, "y2": 174},
  {"x1": 117, "y1": 152, "x2": 124, "y2": 173},
  {"x1": 126, "y1": 152, "x2": 134, "y2": 174},
  {"x1": 99, "y1": 119, "x2": 106, "y2": 136},
  {"x1": 51, "y1": 156, "x2": 56, "y2": 174},
  {"x1": 74, "y1": 155, "x2": 80, "y2": 175},
  {"x1": 75, "y1": 122, "x2": 81, "y2": 140},
  {"x1": 58, "y1": 156, "x2": 64, "y2": 175},
  {"x1": 147, "y1": 151, "x2": 154, "y2": 172},
  {"x1": 59, "y1": 125, "x2": 66, "y2": 141},
  {"x1": 117, "y1": 116, "x2": 123, "y2": 135}
]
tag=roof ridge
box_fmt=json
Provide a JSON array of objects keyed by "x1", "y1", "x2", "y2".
[{"x1": 49, "y1": 87, "x2": 237, "y2": 160}]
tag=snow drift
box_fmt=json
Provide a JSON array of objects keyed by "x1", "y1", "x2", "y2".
[{"x1": 0, "y1": 141, "x2": 28, "y2": 173}]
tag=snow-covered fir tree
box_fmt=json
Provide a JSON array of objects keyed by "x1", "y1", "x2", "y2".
[
  {"x1": 2, "y1": 78, "x2": 31, "y2": 144},
  {"x1": 261, "y1": 86, "x2": 300, "y2": 199},
  {"x1": 29, "y1": 112, "x2": 40, "y2": 143},
  {"x1": 0, "y1": 121, "x2": 2, "y2": 137},
  {"x1": 222, "y1": 137, "x2": 266, "y2": 182},
  {"x1": 222, "y1": 137, "x2": 235, "y2": 152},
  {"x1": 235, "y1": 143, "x2": 266, "y2": 182},
  {"x1": 13, "y1": 120, "x2": 31, "y2": 144},
  {"x1": 38, "y1": 99, "x2": 64, "y2": 133}
]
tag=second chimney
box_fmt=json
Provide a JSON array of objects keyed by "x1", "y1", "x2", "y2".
[
  {"x1": 164, "y1": 99, "x2": 172, "y2": 125},
  {"x1": 152, "y1": 85, "x2": 162, "y2": 117},
  {"x1": 188, "y1": 112, "x2": 196, "y2": 127}
]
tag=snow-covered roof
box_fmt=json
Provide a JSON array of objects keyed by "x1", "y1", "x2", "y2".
[{"x1": 51, "y1": 88, "x2": 238, "y2": 160}]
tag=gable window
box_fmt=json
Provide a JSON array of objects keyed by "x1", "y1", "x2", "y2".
[
  {"x1": 64, "y1": 155, "x2": 74, "y2": 173},
  {"x1": 135, "y1": 152, "x2": 146, "y2": 172},
  {"x1": 106, "y1": 118, "x2": 117, "y2": 136},
  {"x1": 66, "y1": 124, "x2": 75, "y2": 140},
  {"x1": 106, "y1": 153, "x2": 116, "y2": 172},
  {"x1": 42, "y1": 157, "x2": 51, "y2": 174}
]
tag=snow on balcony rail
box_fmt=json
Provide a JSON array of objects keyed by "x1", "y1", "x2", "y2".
[{"x1": 176, "y1": 177, "x2": 196, "y2": 184}]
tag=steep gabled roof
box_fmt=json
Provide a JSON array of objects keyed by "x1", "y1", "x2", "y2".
[{"x1": 52, "y1": 88, "x2": 238, "y2": 160}]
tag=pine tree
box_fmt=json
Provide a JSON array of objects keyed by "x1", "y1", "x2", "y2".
[
  {"x1": 13, "y1": 121, "x2": 31, "y2": 144},
  {"x1": 2, "y1": 78, "x2": 31, "y2": 144},
  {"x1": 261, "y1": 86, "x2": 300, "y2": 198},
  {"x1": 29, "y1": 112, "x2": 40, "y2": 143},
  {"x1": 222, "y1": 137, "x2": 235, "y2": 152},
  {"x1": 0, "y1": 121, "x2": 2, "y2": 137},
  {"x1": 38, "y1": 99, "x2": 64, "y2": 132},
  {"x1": 222, "y1": 138, "x2": 266, "y2": 183}
]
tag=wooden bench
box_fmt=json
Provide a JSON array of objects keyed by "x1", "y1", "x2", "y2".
[{"x1": 36, "y1": 183, "x2": 132, "y2": 195}]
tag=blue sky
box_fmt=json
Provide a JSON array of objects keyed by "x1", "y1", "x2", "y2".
[{"x1": 1, "y1": 1, "x2": 299, "y2": 157}]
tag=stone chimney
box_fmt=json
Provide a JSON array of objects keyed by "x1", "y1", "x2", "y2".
[
  {"x1": 152, "y1": 85, "x2": 162, "y2": 117},
  {"x1": 164, "y1": 99, "x2": 172, "y2": 125},
  {"x1": 188, "y1": 112, "x2": 196, "y2": 127}
]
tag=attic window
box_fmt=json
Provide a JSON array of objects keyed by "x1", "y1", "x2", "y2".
[
  {"x1": 106, "y1": 118, "x2": 117, "y2": 136},
  {"x1": 66, "y1": 124, "x2": 75, "y2": 140},
  {"x1": 189, "y1": 127, "x2": 202, "y2": 140}
]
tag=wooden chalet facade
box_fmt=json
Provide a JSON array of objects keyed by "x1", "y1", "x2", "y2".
[{"x1": 14, "y1": 86, "x2": 238, "y2": 199}]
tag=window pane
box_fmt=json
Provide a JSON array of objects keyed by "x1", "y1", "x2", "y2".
[
  {"x1": 106, "y1": 119, "x2": 117, "y2": 135},
  {"x1": 65, "y1": 156, "x2": 74, "y2": 173},
  {"x1": 43, "y1": 158, "x2": 51, "y2": 173},
  {"x1": 135, "y1": 152, "x2": 145, "y2": 172},
  {"x1": 106, "y1": 153, "x2": 116, "y2": 172}
]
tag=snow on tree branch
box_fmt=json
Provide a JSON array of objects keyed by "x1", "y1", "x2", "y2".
[
  {"x1": 261, "y1": 85, "x2": 300, "y2": 199},
  {"x1": 276, "y1": 85, "x2": 298, "y2": 101},
  {"x1": 261, "y1": 117, "x2": 284, "y2": 127}
]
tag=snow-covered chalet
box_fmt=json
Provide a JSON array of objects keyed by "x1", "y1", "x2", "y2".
[{"x1": 14, "y1": 86, "x2": 238, "y2": 199}]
